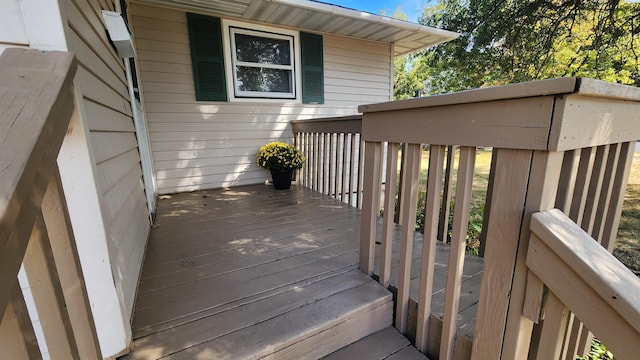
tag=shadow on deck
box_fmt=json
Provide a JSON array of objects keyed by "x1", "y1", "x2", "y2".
[{"x1": 123, "y1": 184, "x2": 483, "y2": 359}]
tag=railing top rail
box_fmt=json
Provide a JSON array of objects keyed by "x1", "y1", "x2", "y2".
[
  {"x1": 357, "y1": 78, "x2": 640, "y2": 151},
  {"x1": 530, "y1": 209, "x2": 640, "y2": 331},
  {"x1": 0, "y1": 49, "x2": 77, "y2": 259},
  {"x1": 291, "y1": 115, "x2": 362, "y2": 134},
  {"x1": 358, "y1": 78, "x2": 640, "y2": 114}
]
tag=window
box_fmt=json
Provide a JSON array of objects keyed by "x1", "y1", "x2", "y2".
[
  {"x1": 230, "y1": 28, "x2": 295, "y2": 99},
  {"x1": 187, "y1": 13, "x2": 323, "y2": 104}
]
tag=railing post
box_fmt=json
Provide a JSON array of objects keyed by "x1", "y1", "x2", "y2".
[
  {"x1": 359, "y1": 141, "x2": 383, "y2": 275},
  {"x1": 472, "y1": 149, "x2": 564, "y2": 359}
]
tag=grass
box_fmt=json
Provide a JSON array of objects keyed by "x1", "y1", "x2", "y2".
[
  {"x1": 409, "y1": 147, "x2": 640, "y2": 269},
  {"x1": 406, "y1": 147, "x2": 639, "y2": 360},
  {"x1": 614, "y1": 152, "x2": 640, "y2": 276}
]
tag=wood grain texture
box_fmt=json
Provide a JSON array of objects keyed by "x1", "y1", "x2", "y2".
[
  {"x1": 528, "y1": 210, "x2": 640, "y2": 360},
  {"x1": 0, "y1": 48, "x2": 76, "y2": 319},
  {"x1": 471, "y1": 149, "x2": 532, "y2": 359},
  {"x1": 535, "y1": 292, "x2": 569, "y2": 360},
  {"x1": 440, "y1": 146, "x2": 476, "y2": 360},
  {"x1": 380, "y1": 142, "x2": 399, "y2": 288},
  {"x1": 42, "y1": 169, "x2": 101, "y2": 359},
  {"x1": 359, "y1": 141, "x2": 383, "y2": 275},
  {"x1": 23, "y1": 215, "x2": 79, "y2": 359},
  {"x1": 126, "y1": 185, "x2": 395, "y2": 359},
  {"x1": 0, "y1": 285, "x2": 42, "y2": 360},
  {"x1": 362, "y1": 97, "x2": 554, "y2": 150},
  {"x1": 395, "y1": 144, "x2": 422, "y2": 334},
  {"x1": 127, "y1": 184, "x2": 481, "y2": 359},
  {"x1": 415, "y1": 144, "x2": 445, "y2": 353}
]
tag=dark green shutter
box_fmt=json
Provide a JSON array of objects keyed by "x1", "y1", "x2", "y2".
[
  {"x1": 187, "y1": 13, "x2": 227, "y2": 101},
  {"x1": 300, "y1": 32, "x2": 324, "y2": 104}
]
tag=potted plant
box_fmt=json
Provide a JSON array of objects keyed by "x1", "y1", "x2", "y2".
[{"x1": 256, "y1": 141, "x2": 305, "y2": 190}]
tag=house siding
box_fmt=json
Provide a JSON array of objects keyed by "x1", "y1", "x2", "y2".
[
  {"x1": 61, "y1": 0, "x2": 149, "y2": 326},
  {"x1": 0, "y1": 0, "x2": 29, "y2": 53},
  {"x1": 129, "y1": 2, "x2": 392, "y2": 194}
]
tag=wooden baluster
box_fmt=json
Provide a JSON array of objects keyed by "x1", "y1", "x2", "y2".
[
  {"x1": 324, "y1": 133, "x2": 330, "y2": 195},
  {"x1": 440, "y1": 146, "x2": 476, "y2": 360},
  {"x1": 0, "y1": 284, "x2": 42, "y2": 359},
  {"x1": 415, "y1": 144, "x2": 445, "y2": 352},
  {"x1": 349, "y1": 133, "x2": 356, "y2": 206},
  {"x1": 359, "y1": 141, "x2": 383, "y2": 275},
  {"x1": 582, "y1": 145, "x2": 609, "y2": 234},
  {"x1": 601, "y1": 141, "x2": 635, "y2": 252},
  {"x1": 42, "y1": 167, "x2": 101, "y2": 359},
  {"x1": 592, "y1": 143, "x2": 621, "y2": 243},
  {"x1": 569, "y1": 147, "x2": 596, "y2": 225},
  {"x1": 438, "y1": 145, "x2": 456, "y2": 243},
  {"x1": 23, "y1": 214, "x2": 80, "y2": 359},
  {"x1": 555, "y1": 149, "x2": 581, "y2": 212},
  {"x1": 535, "y1": 293, "x2": 570, "y2": 360},
  {"x1": 395, "y1": 143, "x2": 422, "y2": 334},
  {"x1": 357, "y1": 137, "x2": 365, "y2": 209},
  {"x1": 328, "y1": 133, "x2": 335, "y2": 197},
  {"x1": 379, "y1": 142, "x2": 399, "y2": 288},
  {"x1": 341, "y1": 133, "x2": 348, "y2": 203}
]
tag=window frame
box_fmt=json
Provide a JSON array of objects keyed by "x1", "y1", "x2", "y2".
[{"x1": 222, "y1": 19, "x2": 302, "y2": 102}]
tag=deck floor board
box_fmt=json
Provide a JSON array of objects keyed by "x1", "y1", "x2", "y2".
[{"x1": 125, "y1": 185, "x2": 483, "y2": 359}]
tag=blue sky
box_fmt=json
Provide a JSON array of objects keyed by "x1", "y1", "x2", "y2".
[{"x1": 326, "y1": 0, "x2": 430, "y2": 22}]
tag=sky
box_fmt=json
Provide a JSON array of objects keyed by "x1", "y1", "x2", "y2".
[{"x1": 325, "y1": 0, "x2": 429, "y2": 22}]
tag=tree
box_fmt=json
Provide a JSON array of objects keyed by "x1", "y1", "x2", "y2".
[{"x1": 415, "y1": 0, "x2": 640, "y2": 95}]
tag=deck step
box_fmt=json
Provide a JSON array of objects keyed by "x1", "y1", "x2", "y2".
[
  {"x1": 323, "y1": 326, "x2": 429, "y2": 359},
  {"x1": 124, "y1": 269, "x2": 393, "y2": 359}
]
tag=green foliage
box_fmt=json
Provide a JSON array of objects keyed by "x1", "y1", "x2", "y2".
[
  {"x1": 414, "y1": 193, "x2": 483, "y2": 255},
  {"x1": 576, "y1": 339, "x2": 614, "y2": 360},
  {"x1": 400, "y1": 0, "x2": 640, "y2": 97},
  {"x1": 394, "y1": 56, "x2": 425, "y2": 100}
]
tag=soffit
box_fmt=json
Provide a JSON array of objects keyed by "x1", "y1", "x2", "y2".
[{"x1": 133, "y1": 0, "x2": 459, "y2": 56}]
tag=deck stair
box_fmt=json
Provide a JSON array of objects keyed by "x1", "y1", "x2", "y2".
[
  {"x1": 323, "y1": 326, "x2": 429, "y2": 359},
  {"x1": 123, "y1": 187, "x2": 397, "y2": 359}
]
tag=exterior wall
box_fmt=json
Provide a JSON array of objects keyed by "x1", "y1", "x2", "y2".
[
  {"x1": 60, "y1": 0, "x2": 150, "y2": 345},
  {"x1": 129, "y1": 2, "x2": 393, "y2": 194},
  {"x1": 0, "y1": 0, "x2": 151, "y2": 357},
  {"x1": 0, "y1": 0, "x2": 28, "y2": 53}
]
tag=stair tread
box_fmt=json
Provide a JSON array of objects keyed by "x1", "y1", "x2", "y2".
[
  {"x1": 323, "y1": 326, "x2": 429, "y2": 359},
  {"x1": 151, "y1": 272, "x2": 391, "y2": 359}
]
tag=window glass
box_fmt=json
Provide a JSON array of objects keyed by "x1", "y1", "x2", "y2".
[
  {"x1": 230, "y1": 27, "x2": 296, "y2": 99},
  {"x1": 234, "y1": 34, "x2": 291, "y2": 65},
  {"x1": 236, "y1": 67, "x2": 292, "y2": 93}
]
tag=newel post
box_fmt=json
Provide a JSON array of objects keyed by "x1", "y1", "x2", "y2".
[{"x1": 472, "y1": 149, "x2": 564, "y2": 359}]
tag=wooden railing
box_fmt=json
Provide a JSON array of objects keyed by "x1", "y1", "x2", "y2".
[
  {"x1": 0, "y1": 49, "x2": 101, "y2": 359},
  {"x1": 292, "y1": 115, "x2": 364, "y2": 208},
  {"x1": 293, "y1": 78, "x2": 640, "y2": 359},
  {"x1": 525, "y1": 209, "x2": 640, "y2": 360}
]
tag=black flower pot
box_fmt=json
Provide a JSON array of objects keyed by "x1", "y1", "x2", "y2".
[{"x1": 270, "y1": 169, "x2": 294, "y2": 190}]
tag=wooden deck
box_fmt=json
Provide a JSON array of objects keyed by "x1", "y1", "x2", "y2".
[{"x1": 123, "y1": 184, "x2": 483, "y2": 359}]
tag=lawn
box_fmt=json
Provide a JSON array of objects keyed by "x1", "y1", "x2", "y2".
[
  {"x1": 614, "y1": 152, "x2": 640, "y2": 276},
  {"x1": 413, "y1": 147, "x2": 640, "y2": 272}
]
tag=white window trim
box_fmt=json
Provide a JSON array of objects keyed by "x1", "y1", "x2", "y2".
[{"x1": 222, "y1": 19, "x2": 302, "y2": 103}]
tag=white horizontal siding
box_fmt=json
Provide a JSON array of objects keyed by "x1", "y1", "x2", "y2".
[
  {"x1": 0, "y1": 0, "x2": 28, "y2": 46},
  {"x1": 64, "y1": 0, "x2": 149, "y2": 335},
  {"x1": 130, "y1": 2, "x2": 392, "y2": 193}
]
